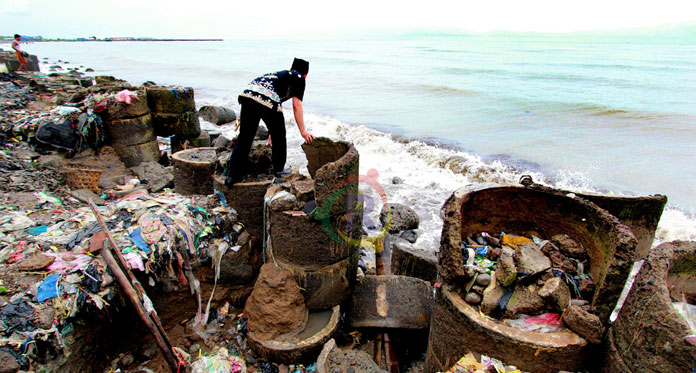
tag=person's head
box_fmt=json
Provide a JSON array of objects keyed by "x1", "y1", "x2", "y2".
[
  {"x1": 291, "y1": 58, "x2": 309, "y2": 77},
  {"x1": 14, "y1": 34, "x2": 21, "y2": 41}
]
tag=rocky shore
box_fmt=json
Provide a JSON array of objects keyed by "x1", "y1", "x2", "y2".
[{"x1": 0, "y1": 52, "x2": 694, "y2": 373}]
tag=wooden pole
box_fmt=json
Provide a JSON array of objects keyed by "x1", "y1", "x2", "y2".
[
  {"x1": 88, "y1": 200, "x2": 184, "y2": 373},
  {"x1": 373, "y1": 234, "x2": 399, "y2": 372}
]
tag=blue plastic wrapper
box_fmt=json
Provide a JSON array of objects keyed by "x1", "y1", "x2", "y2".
[
  {"x1": 37, "y1": 274, "x2": 61, "y2": 302},
  {"x1": 129, "y1": 227, "x2": 151, "y2": 254},
  {"x1": 27, "y1": 225, "x2": 48, "y2": 235}
]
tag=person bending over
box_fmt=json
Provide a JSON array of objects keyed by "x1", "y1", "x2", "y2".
[
  {"x1": 12, "y1": 34, "x2": 28, "y2": 72},
  {"x1": 225, "y1": 58, "x2": 314, "y2": 186}
]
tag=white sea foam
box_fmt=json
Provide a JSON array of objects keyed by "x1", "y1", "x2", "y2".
[{"x1": 202, "y1": 107, "x2": 696, "y2": 253}]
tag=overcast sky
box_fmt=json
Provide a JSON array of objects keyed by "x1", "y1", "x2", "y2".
[{"x1": 2, "y1": 0, "x2": 696, "y2": 38}]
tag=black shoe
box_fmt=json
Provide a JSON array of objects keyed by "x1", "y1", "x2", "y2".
[{"x1": 225, "y1": 175, "x2": 244, "y2": 187}]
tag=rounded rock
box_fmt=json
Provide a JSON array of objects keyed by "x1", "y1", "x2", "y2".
[{"x1": 465, "y1": 292, "x2": 482, "y2": 304}]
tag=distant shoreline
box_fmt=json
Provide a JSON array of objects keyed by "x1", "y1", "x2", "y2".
[{"x1": 40, "y1": 39, "x2": 224, "y2": 42}]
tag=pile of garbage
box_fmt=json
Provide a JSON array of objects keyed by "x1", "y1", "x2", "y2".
[
  {"x1": 444, "y1": 353, "x2": 523, "y2": 373},
  {"x1": 0, "y1": 161, "x2": 254, "y2": 371},
  {"x1": 459, "y1": 231, "x2": 604, "y2": 342}
]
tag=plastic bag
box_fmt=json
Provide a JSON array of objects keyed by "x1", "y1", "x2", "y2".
[
  {"x1": 673, "y1": 302, "x2": 696, "y2": 333},
  {"x1": 507, "y1": 313, "x2": 561, "y2": 333}
]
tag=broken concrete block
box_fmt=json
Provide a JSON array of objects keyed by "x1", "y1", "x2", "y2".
[
  {"x1": 317, "y1": 339, "x2": 385, "y2": 373},
  {"x1": 497, "y1": 247, "x2": 517, "y2": 287},
  {"x1": 198, "y1": 105, "x2": 237, "y2": 125},
  {"x1": 538, "y1": 277, "x2": 571, "y2": 312},
  {"x1": 290, "y1": 179, "x2": 315, "y2": 203},
  {"x1": 504, "y1": 284, "x2": 545, "y2": 318},
  {"x1": 551, "y1": 234, "x2": 587, "y2": 260},
  {"x1": 390, "y1": 237, "x2": 437, "y2": 283},
  {"x1": 514, "y1": 242, "x2": 551, "y2": 274},
  {"x1": 563, "y1": 305, "x2": 604, "y2": 344},
  {"x1": 481, "y1": 271, "x2": 505, "y2": 314},
  {"x1": 269, "y1": 191, "x2": 297, "y2": 212},
  {"x1": 348, "y1": 275, "x2": 432, "y2": 329},
  {"x1": 130, "y1": 161, "x2": 174, "y2": 193}
]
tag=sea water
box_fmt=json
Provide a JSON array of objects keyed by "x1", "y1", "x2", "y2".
[{"x1": 17, "y1": 30, "x2": 696, "y2": 252}]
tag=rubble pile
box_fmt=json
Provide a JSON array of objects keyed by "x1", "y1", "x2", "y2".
[{"x1": 458, "y1": 231, "x2": 601, "y2": 338}]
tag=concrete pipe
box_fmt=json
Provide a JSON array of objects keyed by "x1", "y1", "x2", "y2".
[
  {"x1": 426, "y1": 183, "x2": 639, "y2": 373},
  {"x1": 301, "y1": 137, "x2": 360, "y2": 218},
  {"x1": 172, "y1": 147, "x2": 218, "y2": 195},
  {"x1": 151, "y1": 111, "x2": 201, "y2": 138},
  {"x1": 348, "y1": 275, "x2": 433, "y2": 329},
  {"x1": 390, "y1": 238, "x2": 437, "y2": 283},
  {"x1": 214, "y1": 175, "x2": 272, "y2": 248},
  {"x1": 100, "y1": 90, "x2": 150, "y2": 121},
  {"x1": 112, "y1": 139, "x2": 160, "y2": 168},
  {"x1": 106, "y1": 114, "x2": 155, "y2": 146},
  {"x1": 272, "y1": 251, "x2": 359, "y2": 310},
  {"x1": 247, "y1": 305, "x2": 340, "y2": 364},
  {"x1": 269, "y1": 210, "x2": 357, "y2": 267},
  {"x1": 427, "y1": 286, "x2": 588, "y2": 373},
  {"x1": 604, "y1": 240, "x2": 696, "y2": 372},
  {"x1": 146, "y1": 86, "x2": 196, "y2": 113}
]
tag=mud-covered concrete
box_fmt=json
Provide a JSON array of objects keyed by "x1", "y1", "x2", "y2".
[
  {"x1": 428, "y1": 183, "x2": 640, "y2": 373},
  {"x1": 437, "y1": 184, "x2": 638, "y2": 323},
  {"x1": 426, "y1": 287, "x2": 588, "y2": 373},
  {"x1": 301, "y1": 137, "x2": 359, "y2": 218},
  {"x1": 348, "y1": 275, "x2": 432, "y2": 329},
  {"x1": 389, "y1": 238, "x2": 437, "y2": 283},
  {"x1": 172, "y1": 147, "x2": 218, "y2": 195},
  {"x1": 604, "y1": 240, "x2": 696, "y2": 372}
]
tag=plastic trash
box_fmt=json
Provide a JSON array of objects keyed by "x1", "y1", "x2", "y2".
[
  {"x1": 38, "y1": 273, "x2": 61, "y2": 301},
  {"x1": 673, "y1": 302, "x2": 696, "y2": 334},
  {"x1": 114, "y1": 89, "x2": 138, "y2": 104},
  {"x1": 27, "y1": 225, "x2": 48, "y2": 235},
  {"x1": 507, "y1": 312, "x2": 561, "y2": 333},
  {"x1": 500, "y1": 233, "x2": 533, "y2": 249},
  {"x1": 129, "y1": 227, "x2": 151, "y2": 254}
]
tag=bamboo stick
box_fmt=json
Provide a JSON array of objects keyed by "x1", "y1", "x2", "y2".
[{"x1": 88, "y1": 200, "x2": 185, "y2": 373}]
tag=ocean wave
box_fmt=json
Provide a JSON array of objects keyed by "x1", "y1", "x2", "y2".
[{"x1": 198, "y1": 99, "x2": 696, "y2": 252}]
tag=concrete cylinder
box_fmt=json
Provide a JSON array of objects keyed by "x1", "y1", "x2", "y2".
[
  {"x1": 426, "y1": 184, "x2": 639, "y2": 373},
  {"x1": 172, "y1": 147, "x2": 217, "y2": 195},
  {"x1": 603, "y1": 240, "x2": 696, "y2": 372}
]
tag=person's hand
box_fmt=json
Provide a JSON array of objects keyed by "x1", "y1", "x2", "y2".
[
  {"x1": 268, "y1": 134, "x2": 272, "y2": 146},
  {"x1": 301, "y1": 131, "x2": 315, "y2": 144}
]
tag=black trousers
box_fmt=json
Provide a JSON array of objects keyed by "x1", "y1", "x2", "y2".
[{"x1": 227, "y1": 97, "x2": 286, "y2": 181}]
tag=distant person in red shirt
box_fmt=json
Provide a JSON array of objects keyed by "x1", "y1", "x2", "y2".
[
  {"x1": 225, "y1": 58, "x2": 314, "y2": 186},
  {"x1": 11, "y1": 34, "x2": 28, "y2": 72}
]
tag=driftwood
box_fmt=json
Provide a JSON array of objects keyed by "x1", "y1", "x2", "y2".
[{"x1": 87, "y1": 200, "x2": 186, "y2": 373}]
